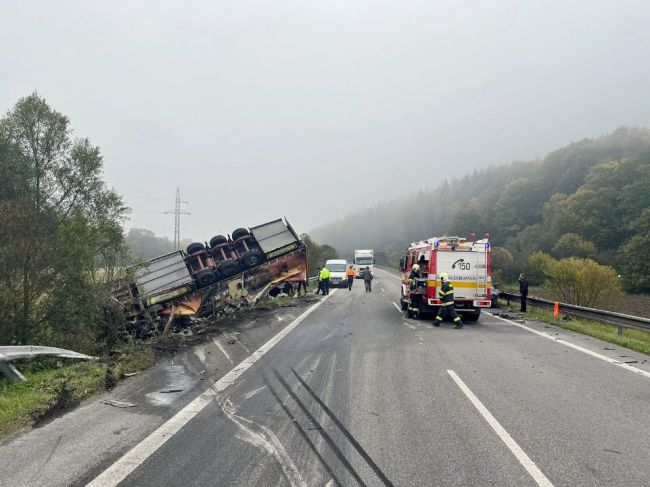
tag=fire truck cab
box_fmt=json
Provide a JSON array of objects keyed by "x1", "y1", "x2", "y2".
[{"x1": 399, "y1": 235, "x2": 492, "y2": 322}]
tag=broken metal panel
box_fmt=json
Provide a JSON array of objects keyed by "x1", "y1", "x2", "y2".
[{"x1": 250, "y1": 219, "x2": 299, "y2": 255}]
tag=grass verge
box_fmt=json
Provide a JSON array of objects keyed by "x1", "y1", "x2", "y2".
[
  {"x1": 499, "y1": 300, "x2": 650, "y2": 356},
  {"x1": 0, "y1": 342, "x2": 155, "y2": 439}
]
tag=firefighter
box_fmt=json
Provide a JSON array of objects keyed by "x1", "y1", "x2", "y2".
[
  {"x1": 319, "y1": 266, "x2": 331, "y2": 295},
  {"x1": 345, "y1": 265, "x2": 357, "y2": 291},
  {"x1": 406, "y1": 264, "x2": 421, "y2": 317},
  {"x1": 433, "y1": 273, "x2": 463, "y2": 329}
]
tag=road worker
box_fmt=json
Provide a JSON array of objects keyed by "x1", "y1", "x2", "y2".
[
  {"x1": 345, "y1": 265, "x2": 357, "y2": 291},
  {"x1": 433, "y1": 273, "x2": 463, "y2": 329},
  {"x1": 319, "y1": 266, "x2": 331, "y2": 295}
]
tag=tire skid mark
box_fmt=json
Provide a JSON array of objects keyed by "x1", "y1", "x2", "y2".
[{"x1": 217, "y1": 395, "x2": 307, "y2": 487}]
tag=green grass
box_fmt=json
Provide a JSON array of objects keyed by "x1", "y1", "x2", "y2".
[
  {"x1": 0, "y1": 343, "x2": 155, "y2": 439},
  {"x1": 501, "y1": 300, "x2": 650, "y2": 356}
]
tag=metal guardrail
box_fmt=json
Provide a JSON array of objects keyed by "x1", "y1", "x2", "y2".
[
  {"x1": 0, "y1": 346, "x2": 97, "y2": 382},
  {"x1": 500, "y1": 292, "x2": 650, "y2": 335}
]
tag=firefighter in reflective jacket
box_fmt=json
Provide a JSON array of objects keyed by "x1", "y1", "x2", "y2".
[
  {"x1": 406, "y1": 264, "x2": 422, "y2": 317},
  {"x1": 433, "y1": 273, "x2": 463, "y2": 329}
]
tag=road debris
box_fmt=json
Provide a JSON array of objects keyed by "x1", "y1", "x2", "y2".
[
  {"x1": 102, "y1": 399, "x2": 137, "y2": 408},
  {"x1": 160, "y1": 388, "x2": 183, "y2": 393}
]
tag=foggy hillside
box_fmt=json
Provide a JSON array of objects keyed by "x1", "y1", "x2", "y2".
[{"x1": 312, "y1": 127, "x2": 650, "y2": 291}]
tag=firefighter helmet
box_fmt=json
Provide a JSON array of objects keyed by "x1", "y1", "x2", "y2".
[
  {"x1": 439, "y1": 272, "x2": 450, "y2": 282},
  {"x1": 412, "y1": 264, "x2": 420, "y2": 271}
]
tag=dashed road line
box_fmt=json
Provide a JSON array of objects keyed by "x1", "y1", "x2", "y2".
[
  {"x1": 448, "y1": 370, "x2": 554, "y2": 487},
  {"x1": 392, "y1": 302, "x2": 402, "y2": 312}
]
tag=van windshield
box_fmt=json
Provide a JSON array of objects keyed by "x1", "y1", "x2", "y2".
[
  {"x1": 355, "y1": 257, "x2": 373, "y2": 265},
  {"x1": 326, "y1": 263, "x2": 347, "y2": 272}
]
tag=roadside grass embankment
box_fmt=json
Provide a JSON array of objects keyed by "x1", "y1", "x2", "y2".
[
  {"x1": 499, "y1": 300, "x2": 650, "y2": 356},
  {"x1": 0, "y1": 342, "x2": 155, "y2": 439}
]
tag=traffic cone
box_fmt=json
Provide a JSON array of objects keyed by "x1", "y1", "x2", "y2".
[{"x1": 553, "y1": 301, "x2": 560, "y2": 319}]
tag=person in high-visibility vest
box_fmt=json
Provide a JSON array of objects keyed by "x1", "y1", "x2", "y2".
[
  {"x1": 345, "y1": 265, "x2": 357, "y2": 291},
  {"x1": 319, "y1": 266, "x2": 331, "y2": 295},
  {"x1": 433, "y1": 273, "x2": 463, "y2": 329}
]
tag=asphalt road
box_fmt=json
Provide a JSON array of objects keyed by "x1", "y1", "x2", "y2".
[
  {"x1": 95, "y1": 269, "x2": 650, "y2": 486},
  {"x1": 3, "y1": 269, "x2": 650, "y2": 486}
]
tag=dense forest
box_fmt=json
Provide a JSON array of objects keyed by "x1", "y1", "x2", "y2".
[{"x1": 312, "y1": 127, "x2": 650, "y2": 293}]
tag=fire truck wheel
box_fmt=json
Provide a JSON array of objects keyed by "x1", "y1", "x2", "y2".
[
  {"x1": 218, "y1": 260, "x2": 240, "y2": 277},
  {"x1": 209, "y1": 235, "x2": 228, "y2": 248},
  {"x1": 196, "y1": 269, "x2": 217, "y2": 287},
  {"x1": 231, "y1": 228, "x2": 250, "y2": 241},
  {"x1": 187, "y1": 242, "x2": 205, "y2": 254},
  {"x1": 241, "y1": 249, "x2": 265, "y2": 269}
]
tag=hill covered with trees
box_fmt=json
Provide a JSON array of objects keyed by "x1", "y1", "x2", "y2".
[{"x1": 312, "y1": 127, "x2": 650, "y2": 293}]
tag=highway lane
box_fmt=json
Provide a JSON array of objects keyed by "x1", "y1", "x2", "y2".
[{"x1": 95, "y1": 269, "x2": 650, "y2": 486}]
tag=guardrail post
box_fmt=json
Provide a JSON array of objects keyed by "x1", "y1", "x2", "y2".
[
  {"x1": 617, "y1": 325, "x2": 624, "y2": 337},
  {"x1": 0, "y1": 361, "x2": 27, "y2": 382}
]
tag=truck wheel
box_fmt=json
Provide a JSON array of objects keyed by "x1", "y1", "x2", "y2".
[
  {"x1": 218, "y1": 260, "x2": 240, "y2": 278},
  {"x1": 209, "y1": 235, "x2": 227, "y2": 248},
  {"x1": 241, "y1": 249, "x2": 265, "y2": 269},
  {"x1": 232, "y1": 228, "x2": 250, "y2": 241},
  {"x1": 187, "y1": 242, "x2": 205, "y2": 254},
  {"x1": 196, "y1": 269, "x2": 217, "y2": 287},
  {"x1": 464, "y1": 310, "x2": 481, "y2": 322}
]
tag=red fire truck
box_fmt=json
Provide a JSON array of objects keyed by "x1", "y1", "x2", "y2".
[{"x1": 399, "y1": 235, "x2": 492, "y2": 322}]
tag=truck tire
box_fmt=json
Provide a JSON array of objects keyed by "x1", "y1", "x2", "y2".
[
  {"x1": 218, "y1": 260, "x2": 240, "y2": 278},
  {"x1": 196, "y1": 269, "x2": 217, "y2": 287},
  {"x1": 241, "y1": 249, "x2": 265, "y2": 269},
  {"x1": 231, "y1": 228, "x2": 249, "y2": 241},
  {"x1": 187, "y1": 242, "x2": 205, "y2": 254},
  {"x1": 464, "y1": 310, "x2": 481, "y2": 322},
  {"x1": 209, "y1": 235, "x2": 227, "y2": 248}
]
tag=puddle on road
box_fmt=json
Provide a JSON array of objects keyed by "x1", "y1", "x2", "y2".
[{"x1": 145, "y1": 365, "x2": 198, "y2": 407}]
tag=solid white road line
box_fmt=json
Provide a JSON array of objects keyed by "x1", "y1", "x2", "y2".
[
  {"x1": 447, "y1": 370, "x2": 554, "y2": 487},
  {"x1": 87, "y1": 290, "x2": 338, "y2": 487},
  {"x1": 392, "y1": 302, "x2": 402, "y2": 312},
  {"x1": 487, "y1": 312, "x2": 650, "y2": 380}
]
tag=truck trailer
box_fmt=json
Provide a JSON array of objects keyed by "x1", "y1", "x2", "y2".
[
  {"x1": 113, "y1": 218, "x2": 307, "y2": 334},
  {"x1": 354, "y1": 249, "x2": 374, "y2": 278}
]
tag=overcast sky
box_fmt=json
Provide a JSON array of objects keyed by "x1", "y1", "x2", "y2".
[{"x1": 2, "y1": 0, "x2": 650, "y2": 242}]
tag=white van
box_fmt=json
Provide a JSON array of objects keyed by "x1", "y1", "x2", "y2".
[{"x1": 325, "y1": 259, "x2": 348, "y2": 288}]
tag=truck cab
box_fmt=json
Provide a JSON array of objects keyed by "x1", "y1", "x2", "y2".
[{"x1": 354, "y1": 249, "x2": 374, "y2": 278}]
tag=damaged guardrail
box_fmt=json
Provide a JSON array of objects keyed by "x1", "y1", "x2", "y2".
[
  {"x1": 500, "y1": 292, "x2": 650, "y2": 335},
  {"x1": 0, "y1": 346, "x2": 97, "y2": 382}
]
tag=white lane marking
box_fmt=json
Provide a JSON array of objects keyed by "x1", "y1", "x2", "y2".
[
  {"x1": 487, "y1": 312, "x2": 650, "y2": 380},
  {"x1": 392, "y1": 302, "x2": 402, "y2": 312},
  {"x1": 447, "y1": 370, "x2": 554, "y2": 487},
  {"x1": 212, "y1": 336, "x2": 233, "y2": 365},
  {"x1": 401, "y1": 321, "x2": 416, "y2": 330},
  {"x1": 87, "y1": 290, "x2": 337, "y2": 487},
  {"x1": 381, "y1": 287, "x2": 386, "y2": 293},
  {"x1": 377, "y1": 268, "x2": 401, "y2": 281}
]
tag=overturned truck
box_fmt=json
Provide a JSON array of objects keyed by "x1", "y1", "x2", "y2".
[{"x1": 114, "y1": 219, "x2": 307, "y2": 334}]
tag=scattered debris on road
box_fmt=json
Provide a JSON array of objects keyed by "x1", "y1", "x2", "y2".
[
  {"x1": 159, "y1": 388, "x2": 183, "y2": 394},
  {"x1": 102, "y1": 399, "x2": 137, "y2": 408}
]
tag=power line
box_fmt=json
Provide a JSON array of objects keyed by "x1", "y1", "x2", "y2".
[{"x1": 163, "y1": 187, "x2": 190, "y2": 250}]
